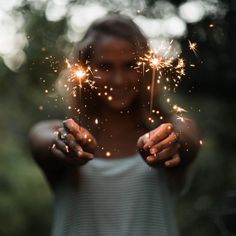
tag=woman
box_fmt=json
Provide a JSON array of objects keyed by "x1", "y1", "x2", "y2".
[{"x1": 29, "y1": 13, "x2": 200, "y2": 236}]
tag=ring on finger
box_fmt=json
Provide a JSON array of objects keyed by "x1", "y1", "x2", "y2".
[{"x1": 59, "y1": 132, "x2": 67, "y2": 140}]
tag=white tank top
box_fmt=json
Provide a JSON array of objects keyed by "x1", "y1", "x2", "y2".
[{"x1": 51, "y1": 153, "x2": 179, "y2": 236}]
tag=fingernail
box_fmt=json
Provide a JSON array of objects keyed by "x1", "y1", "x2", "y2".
[
  {"x1": 144, "y1": 143, "x2": 152, "y2": 151},
  {"x1": 165, "y1": 162, "x2": 171, "y2": 167},
  {"x1": 143, "y1": 144, "x2": 149, "y2": 151},
  {"x1": 150, "y1": 148, "x2": 157, "y2": 155},
  {"x1": 63, "y1": 119, "x2": 68, "y2": 124},
  {"x1": 147, "y1": 156, "x2": 154, "y2": 162}
]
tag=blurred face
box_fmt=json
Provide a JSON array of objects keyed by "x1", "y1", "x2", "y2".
[{"x1": 91, "y1": 36, "x2": 141, "y2": 111}]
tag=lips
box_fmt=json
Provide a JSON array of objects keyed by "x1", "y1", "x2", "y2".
[{"x1": 111, "y1": 87, "x2": 136, "y2": 98}]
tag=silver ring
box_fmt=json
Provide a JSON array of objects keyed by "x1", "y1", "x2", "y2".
[{"x1": 59, "y1": 132, "x2": 67, "y2": 140}]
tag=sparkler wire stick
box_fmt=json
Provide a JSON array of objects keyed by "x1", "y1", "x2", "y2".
[
  {"x1": 64, "y1": 58, "x2": 95, "y2": 123},
  {"x1": 150, "y1": 67, "x2": 156, "y2": 117}
]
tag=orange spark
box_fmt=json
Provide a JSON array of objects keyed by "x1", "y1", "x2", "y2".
[{"x1": 188, "y1": 40, "x2": 198, "y2": 55}]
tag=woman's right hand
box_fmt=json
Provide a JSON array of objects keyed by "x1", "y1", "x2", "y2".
[{"x1": 51, "y1": 118, "x2": 97, "y2": 166}]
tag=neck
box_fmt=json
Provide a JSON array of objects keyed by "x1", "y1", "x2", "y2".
[{"x1": 93, "y1": 106, "x2": 146, "y2": 159}]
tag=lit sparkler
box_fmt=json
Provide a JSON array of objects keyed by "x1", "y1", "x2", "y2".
[
  {"x1": 63, "y1": 58, "x2": 97, "y2": 122},
  {"x1": 65, "y1": 58, "x2": 95, "y2": 92},
  {"x1": 138, "y1": 44, "x2": 186, "y2": 127}
]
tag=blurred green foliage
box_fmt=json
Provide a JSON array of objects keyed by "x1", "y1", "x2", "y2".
[{"x1": 0, "y1": 1, "x2": 236, "y2": 236}]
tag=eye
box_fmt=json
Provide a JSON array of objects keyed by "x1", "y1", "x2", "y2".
[
  {"x1": 124, "y1": 61, "x2": 137, "y2": 70},
  {"x1": 98, "y1": 63, "x2": 112, "y2": 71}
]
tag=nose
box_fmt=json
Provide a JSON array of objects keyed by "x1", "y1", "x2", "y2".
[{"x1": 113, "y1": 69, "x2": 125, "y2": 86}]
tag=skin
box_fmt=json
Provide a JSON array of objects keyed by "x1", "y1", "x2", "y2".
[
  {"x1": 29, "y1": 36, "x2": 200, "y2": 189},
  {"x1": 91, "y1": 36, "x2": 141, "y2": 110}
]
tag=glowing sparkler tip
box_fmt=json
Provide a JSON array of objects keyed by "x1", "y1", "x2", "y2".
[
  {"x1": 151, "y1": 58, "x2": 159, "y2": 66},
  {"x1": 75, "y1": 70, "x2": 86, "y2": 78}
]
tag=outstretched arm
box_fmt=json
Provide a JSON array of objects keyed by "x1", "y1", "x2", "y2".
[{"x1": 29, "y1": 119, "x2": 97, "y2": 190}]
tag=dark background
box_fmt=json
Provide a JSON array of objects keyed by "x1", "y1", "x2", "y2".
[{"x1": 0, "y1": 0, "x2": 236, "y2": 235}]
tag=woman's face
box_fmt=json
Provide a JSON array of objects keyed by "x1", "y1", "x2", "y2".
[{"x1": 91, "y1": 36, "x2": 141, "y2": 111}]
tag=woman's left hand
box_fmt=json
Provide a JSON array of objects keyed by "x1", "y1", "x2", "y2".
[{"x1": 137, "y1": 123, "x2": 181, "y2": 168}]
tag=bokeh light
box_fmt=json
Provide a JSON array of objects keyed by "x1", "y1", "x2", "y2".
[{"x1": 0, "y1": 0, "x2": 228, "y2": 71}]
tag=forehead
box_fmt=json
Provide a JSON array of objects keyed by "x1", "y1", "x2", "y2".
[{"x1": 93, "y1": 36, "x2": 137, "y2": 61}]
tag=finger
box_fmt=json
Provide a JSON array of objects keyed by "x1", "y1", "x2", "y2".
[
  {"x1": 52, "y1": 146, "x2": 90, "y2": 165},
  {"x1": 77, "y1": 149, "x2": 94, "y2": 160},
  {"x1": 55, "y1": 138, "x2": 70, "y2": 154},
  {"x1": 62, "y1": 133, "x2": 94, "y2": 160},
  {"x1": 63, "y1": 119, "x2": 90, "y2": 144},
  {"x1": 137, "y1": 133, "x2": 150, "y2": 150},
  {"x1": 138, "y1": 148, "x2": 152, "y2": 163},
  {"x1": 63, "y1": 119, "x2": 97, "y2": 151},
  {"x1": 63, "y1": 119, "x2": 82, "y2": 139},
  {"x1": 79, "y1": 131, "x2": 97, "y2": 152},
  {"x1": 63, "y1": 133, "x2": 83, "y2": 156},
  {"x1": 150, "y1": 131, "x2": 178, "y2": 154},
  {"x1": 58, "y1": 127, "x2": 68, "y2": 140},
  {"x1": 144, "y1": 123, "x2": 173, "y2": 150},
  {"x1": 146, "y1": 143, "x2": 180, "y2": 165},
  {"x1": 56, "y1": 132, "x2": 83, "y2": 157},
  {"x1": 51, "y1": 145, "x2": 67, "y2": 160},
  {"x1": 63, "y1": 133, "x2": 80, "y2": 150},
  {"x1": 155, "y1": 143, "x2": 180, "y2": 161},
  {"x1": 164, "y1": 153, "x2": 181, "y2": 167}
]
